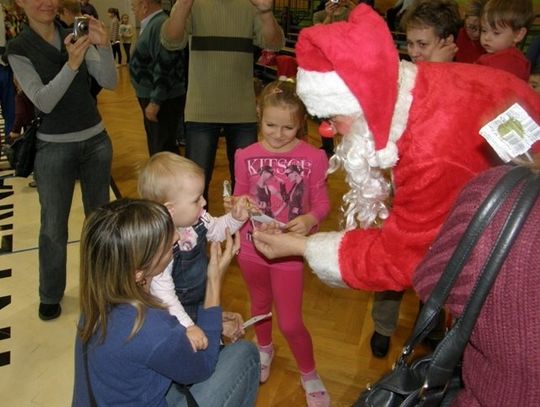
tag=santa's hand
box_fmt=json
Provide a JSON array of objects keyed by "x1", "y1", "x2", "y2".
[{"x1": 252, "y1": 229, "x2": 307, "y2": 259}]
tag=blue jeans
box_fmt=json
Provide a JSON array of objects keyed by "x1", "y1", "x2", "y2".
[
  {"x1": 166, "y1": 341, "x2": 260, "y2": 407},
  {"x1": 35, "y1": 131, "x2": 112, "y2": 304},
  {"x1": 185, "y1": 122, "x2": 257, "y2": 202}
]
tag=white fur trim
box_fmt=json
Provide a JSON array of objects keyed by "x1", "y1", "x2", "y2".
[
  {"x1": 297, "y1": 68, "x2": 361, "y2": 118},
  {"x1": 304, "y1": 232, "x2": 348, "y2": 288},
  {"x1": 374, "y1": 61, "x2": 417, "y2": 168}
]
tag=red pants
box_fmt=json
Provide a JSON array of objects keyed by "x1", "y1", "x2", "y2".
[{"x1": 237, "y1": 254, "x2": 315, "y2": 373}]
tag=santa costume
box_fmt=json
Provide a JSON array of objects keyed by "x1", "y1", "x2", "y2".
[{"x1": 296, "y1": 5, "x2": 540, "y2": 292}]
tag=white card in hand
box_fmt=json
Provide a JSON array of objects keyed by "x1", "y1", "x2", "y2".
[{"x1": 250, "y1": 213, "x2": 286, "y2": 228}]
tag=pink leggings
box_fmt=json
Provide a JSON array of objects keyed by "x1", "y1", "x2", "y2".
[{"x1": 237, "y1": 255, "x2": 315, "y2": 373}]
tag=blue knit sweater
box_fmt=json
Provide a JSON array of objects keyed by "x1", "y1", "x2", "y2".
[{"x1": 72, "y1": 305, "x2": 222, "y2": 406}]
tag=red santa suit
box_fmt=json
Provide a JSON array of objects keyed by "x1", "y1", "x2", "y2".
[{"x1": 295, "y1": 5, "x2": 540, "y2": 292}]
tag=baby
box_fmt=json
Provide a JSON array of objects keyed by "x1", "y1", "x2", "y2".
[{"x1": 138, "y1": 152, "x2": 251, "y2": 350}]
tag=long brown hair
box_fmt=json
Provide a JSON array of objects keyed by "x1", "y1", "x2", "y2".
[{"x1": 78, "y1": 199, "x2": 175, "y2": 343}]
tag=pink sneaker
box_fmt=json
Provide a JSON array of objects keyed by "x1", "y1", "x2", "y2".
[
  {"x1": 259, "y1": 347, "x2": 274, "y2": 383},
  {"x1": 301, "y1": 376, "x2": 331, "y2": 407}
]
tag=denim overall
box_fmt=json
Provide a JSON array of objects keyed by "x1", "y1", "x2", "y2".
[{"x1": 171, "y1": 220, "x2": 208, "y2": 323}]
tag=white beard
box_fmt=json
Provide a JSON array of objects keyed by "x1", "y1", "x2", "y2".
[{"x1": 328, "y1": 114, "x2": 398, "y2": 230}]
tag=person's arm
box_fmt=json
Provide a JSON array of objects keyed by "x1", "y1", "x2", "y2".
[
  {"x1": 85, "y1": 46, "x2": 117, "y2": 89},
  {"x1": 160, "y1": 0, "x2": 193, "y2": 50},
  {"x1": 147, "y1": 308, "x2": 223, "y2": 384},
  {"x1": 8, "y1": 54, "x2": 78, "y2": 113},
  {"x1": 204, "y1": 231, "x2": 240, "y2": 308},
  {"x1": 252, "y1": 0, "x2": 285, "y2": 51},
  {"x1": 204, "y1": 211, "x2": 245, "y2": 242},
  {"x1": 85, "y1": 16, "x2": 117, "y2": 89},
  {"x1": 150, "y1": 261, "x2": 195, "y2": 328},
  {"x1": 306, "y1": 149, "x2": 331, "y2": 224}
]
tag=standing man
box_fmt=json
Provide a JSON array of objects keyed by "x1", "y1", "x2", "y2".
[
  {"x1": 130, "y1": 0, "x2": 186, "y2": 156},
  {"x1": 160, "y1": 0, "x2": 284, "y2": 202},
  {"x1": 80, "y1": 0, "x2": 98, "y2": 19}
]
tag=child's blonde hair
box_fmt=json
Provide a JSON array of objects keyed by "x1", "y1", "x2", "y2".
[
  {"x1": 481, "y1": 0, "x2": 534, "y2": 31},
  {"x1": 258, "y1": 79, "x2": 307, "y2": 138},
  {"x1": 138, "y1": 152, "x2": 204, "y2": 203}
]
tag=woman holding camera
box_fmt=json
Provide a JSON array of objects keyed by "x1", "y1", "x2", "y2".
[{"x1": 6, "y1": 0, "x2": 117, "y2": 320}]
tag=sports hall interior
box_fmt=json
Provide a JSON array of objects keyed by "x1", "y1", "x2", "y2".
[{"x1": 1, "y1": 0, "x2": 539, "y2": 405}]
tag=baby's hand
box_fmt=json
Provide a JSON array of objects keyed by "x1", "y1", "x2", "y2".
[
  {"x1": 186, "y1": 325, "x2": 208, "y2": 352},
  {"x1": 223, "y1": 195, "x2": 233, "y2": 212},
  {"x1": 285, "y1": 214, "x2": 318, "y2": 236},
  {"x1": 231, "y1": 195, "x2": 257, "y2": 222}
]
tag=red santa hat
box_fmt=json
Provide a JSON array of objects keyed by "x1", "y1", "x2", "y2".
[{"x1": 295, "y1": 4, "x2": 399, "y2": 152}]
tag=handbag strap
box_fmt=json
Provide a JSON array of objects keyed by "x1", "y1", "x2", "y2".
[
  {"x1": 422, "y1": 170, "x2": 540, "y2": 392},
  {"x1": 401, "y1": 166, "x2": 531, "y2": 357},
  {"x1": 177, "y1": 384, "x2": 199, "y2": 407}
]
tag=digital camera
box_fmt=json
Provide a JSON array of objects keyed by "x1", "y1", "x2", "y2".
[
  {"x1": 330, "y1": 0, "x2": 340, "y2": 3},
  {"x1": 73, "y1": 16, "x2": 89, "y2": 41}
]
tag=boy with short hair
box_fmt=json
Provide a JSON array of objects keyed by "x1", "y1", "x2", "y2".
[
  {"x1": 138, "y1": 152, "x2": 251, "y2": 351},
  {"x1": 476, "y1": 0, "x2": 533, "y2": 81},
  {"x1": 401, "y1": 0, "x2": 461, "y2": 63}
]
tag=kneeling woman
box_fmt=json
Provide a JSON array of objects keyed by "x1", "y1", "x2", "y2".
[{"x1": 73, "y1": 199, "x2": 260, "y2": 406}]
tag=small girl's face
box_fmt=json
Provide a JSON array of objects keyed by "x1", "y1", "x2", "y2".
[
  {"x1": 480, "y1": 20, "x2": 526, "y2": 53},
  {"x1": 121, "y1": 15, "x2": 128, "y2": 24},
  {"x1": 261, "y1": 105, "x2": 302, "y2": 153},
  {"x1": 464, "y1": 16, "x2": 480, "y2": 41},
  {"x1": 165, "y1": 175, "x2": 207, "y2": 228},
  {"x1": 529, "y1": 74, "x2": 540, "y2": 94}
]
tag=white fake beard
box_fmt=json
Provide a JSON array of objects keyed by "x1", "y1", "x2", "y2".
[{"x1": 328, "y1": 114, "x2": 398, "y2": 230}]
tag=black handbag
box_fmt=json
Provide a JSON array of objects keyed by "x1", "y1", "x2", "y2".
[
  {"x1": 354, "y1": 166, "x2": 540, "y2": 407},
  {"x1": 5, "y1": 114, "x2": 41, "y2": 178}
]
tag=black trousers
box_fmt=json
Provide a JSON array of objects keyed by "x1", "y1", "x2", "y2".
[{"x1": 138, "y1": 95, "x2": 185, "y2": 156}]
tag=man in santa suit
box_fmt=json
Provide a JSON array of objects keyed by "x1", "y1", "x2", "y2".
[{"x1": 252, "y1": 4, "x2": 540, "y2": 357}]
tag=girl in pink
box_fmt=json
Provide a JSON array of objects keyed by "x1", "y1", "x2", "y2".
[{"x1": 233, "y1": 80, "x2": 331, "y2": 407}]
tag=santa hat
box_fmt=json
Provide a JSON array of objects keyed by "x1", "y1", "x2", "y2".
[{"x1": 295, "y1": 4, "x2": 399, "y2": 152}]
